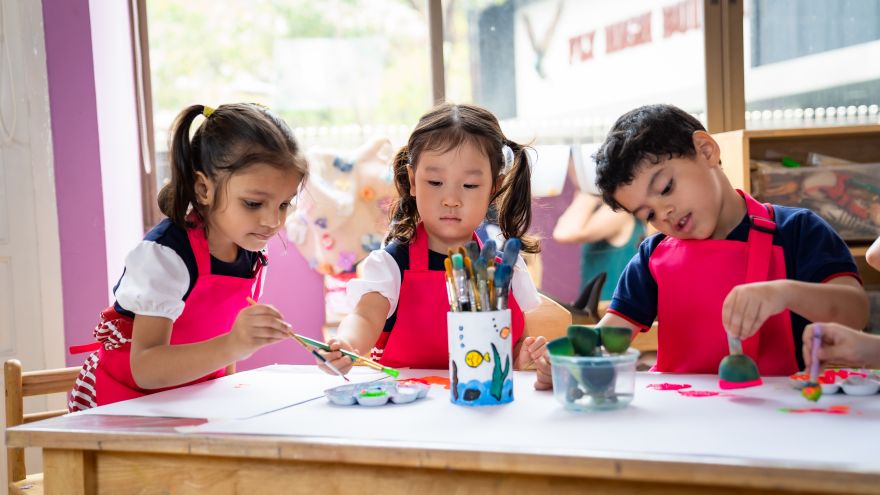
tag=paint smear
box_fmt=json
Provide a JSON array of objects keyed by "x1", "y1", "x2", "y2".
[
  {"x1": 790, "y1": 369, "x2": 868, "y2": 385},
  {"x1": 779, "y1": 405, "x2": 850, "y2": 415},
  {"x1": 677, "y1": 390, "x2": 720, "y2": 397},
  {"x1": 647, "y1": 383, "x2": 692, "y2": 391},
  {"x1": 401, "y1": 376, "x2": 450, "y2": 389}
]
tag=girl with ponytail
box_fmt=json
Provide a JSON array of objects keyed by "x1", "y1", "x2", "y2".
[
  {"x1": 316, "y1": 103, "x2": 551, "y2": 390},
  {"x1": 69, "y1": 103, "x2": 308, "y2": 411}
]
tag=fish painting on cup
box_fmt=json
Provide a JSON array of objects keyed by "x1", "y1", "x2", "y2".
[{"x1": 448, "y1": 310, "x2": 513, "y2": 406}]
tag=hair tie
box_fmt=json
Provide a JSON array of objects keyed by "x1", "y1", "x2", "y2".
[
  {"x1": 202, "y1": 106, "x2": 215, "y2": 118},
  {"x1": 501, "y1": 144, "x2": 514, "y2": 174}
]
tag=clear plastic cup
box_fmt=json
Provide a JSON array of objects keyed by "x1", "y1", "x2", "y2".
[{"x1": 549, "y1": 348, "x2": 640, "y2": 412}]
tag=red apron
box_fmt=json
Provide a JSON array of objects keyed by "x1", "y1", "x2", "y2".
[
  {"x1": 648, "y1": 190, "x2": 798, "y2": 375},
  {"x1": 68, "y1": 225, "x2": 266, "y2": 411},
  {"x1": 373, "y1": 223, "x2": 525, "y2": 369}
]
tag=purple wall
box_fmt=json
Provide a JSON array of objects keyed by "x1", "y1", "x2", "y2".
[
  {"x1": 238, "y1": 235, "x2": 326, "y2": 370},
  {"x1": 531, "y1": 178, "x2": 583, "y2": 304},
  {"x1": 42, "y1": 0, "x2": 110, "y2": 366},
  {"x1": 42, "y1": 0, "x2": 324, "y2": 368}
]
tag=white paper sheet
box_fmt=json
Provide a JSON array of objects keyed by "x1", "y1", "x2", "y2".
[
  {"x1": 529, "y1": 145, "x2": 571, "y2": 197},
  {"x1": 183, "y1": 370, "x2": 880, "y2": 471},
  {"x1": 72, "y1": 365, "x2": 386, "y2": 420}
]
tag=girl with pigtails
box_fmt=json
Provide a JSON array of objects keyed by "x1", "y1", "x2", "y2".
[
  {"x1": 316, "y1": 103, "x2": 552, "y2": 389},
  {"x1": 69, "y1": 103, "x2": 308, "y2": 411}
]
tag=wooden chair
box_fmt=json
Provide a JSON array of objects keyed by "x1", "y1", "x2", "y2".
[
  {"x1": 4, "y1": 359, "x2": 80, "y2": 495},
  {"x1": 523, "y1": 293, "x2": 572, "y2": 342}
]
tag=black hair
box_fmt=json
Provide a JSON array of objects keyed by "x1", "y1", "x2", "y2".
[
  {"x1": 386, "y1": 103, "x2": 538, "y2": 253},
  {"x1": 595, "y1": 104, "x2": 705, "y2": 211},
  {"x1": 157, "y1": 103, "x2": 308, "y2": 227}
]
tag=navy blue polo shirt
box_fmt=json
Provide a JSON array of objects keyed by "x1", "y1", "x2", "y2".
[{"x1": 609, "y1": 205, "x2": 860, "y2": 370}]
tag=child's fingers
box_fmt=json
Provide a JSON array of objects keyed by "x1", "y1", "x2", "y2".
[
  {"x1": 249, "y1": 315, "x2": 294, "y2": 337},
  {"x1": 533, "y1": 356, "x2": 553, "y2": 390},
  {"x1": 721, "y1": 290, "x2": 738, "y2": 337},
  {"x1": 243, "y1": 302, "x2": 285, "y2": 320},
  {"x1": 527, "y1": 336, "x2": 547, "y2": 355}
]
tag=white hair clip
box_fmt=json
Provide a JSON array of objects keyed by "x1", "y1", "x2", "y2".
[{"x1": 501, "y1": 144, "x2": 514, "y2": 174}]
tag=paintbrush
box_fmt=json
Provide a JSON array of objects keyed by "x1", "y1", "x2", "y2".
[
  {"x1": 802, "y1": 325, "x2": 823, "y2": 402},
  {"x1": 443, "y1": 257, "x2": 459, "y2": 312},
  {"x1": 480, "y1": 239, "x2": 496, "y2": 268},
  {"x1": 463, "y1": 256, "x2": 481, "y2": 312},
  {"x1": 291, "y1": 333, "x2": 350, "y2": 381},
  {"x1": 245, "y1": 298, "x2": 347, "y2": 379},
  {"x1": 464, "y1": 240, "x2": 480, "y2": 265},
  {"x1": 293, "y1": 333, "x2": 400, "y2": 378},
  {"x1": 450, "y1": 253, "x2": 471, "y2": 312},
  {"x1": 493, "y1": 263, "x2": 512, "y2": 310},
  {"x1": 473, "y1": 258, "x2": 490, "y2": 311},
  {"x1": 501, "y1": 238, "x2": 521, "y2": 267}
]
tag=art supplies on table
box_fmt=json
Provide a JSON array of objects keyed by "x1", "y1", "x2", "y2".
[
  {"x1": 447, "y1": 309, "x2": 514, "y2": 406},
  {"x1": 324, "y1": 380, "x2": 428, "y2": 406},
  {"x1": 790, "y1": 368, "x2": 880, "y2": 396},
  {"x1": 546, "y1": 325, "x2": 639, "y2": 412},
  {"x1": 444, "y1": 238, "x2": 519, "y2": 312}
]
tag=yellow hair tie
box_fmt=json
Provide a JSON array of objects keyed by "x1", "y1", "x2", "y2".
[{"x1": 202, "y1": 106, "x2": 215, "y2": 118}]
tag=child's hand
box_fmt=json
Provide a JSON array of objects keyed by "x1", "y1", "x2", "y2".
[
  {"x1": 722, "y1": 280, "x2": 788, "y2": 340},
  {"x1": 515, "y1": 336, "x2": 552, "y2": 390},
  {"x1": 228, "y1": 303, "x2": 292, "y2": 358},
  {"x1": 317, "y1": 337, "x2": 357, "y2": 375},
  {"x1": 803, "y1": 323, "x2": 880, "y2": 369}
]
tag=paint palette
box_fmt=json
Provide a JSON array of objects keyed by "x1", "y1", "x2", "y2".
[
  {"x1": 324, "y1": 381, "x2": 429, "y2": 407},
  {"x1": 789, "y1": 369, "x2": 880, "y2": 396}
]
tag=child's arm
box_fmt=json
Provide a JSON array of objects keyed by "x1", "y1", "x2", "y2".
[
  {"x1": 553, "y1": 193, "x2": 631, "y2": 244},
  {"x1": 867, "y1": 236, "x2": 880, "y2": 271},
  {"x1": 723, "y1": 276, "x2": 868, "y2": 340},
  {"x1": 129, "y1": 303, "x2": 291, "y2": 389},
  {"x1": 318, "y1": 292, "x2": 389, "y2": 375},
  {"x1": 803, "y1": 322, "x2": 880, "y2": 369}
]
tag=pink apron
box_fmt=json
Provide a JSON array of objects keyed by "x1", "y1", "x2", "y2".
[
  {"x1": 373, "y1": 223, "x2": 525, "y2": 369},
  {"x1": 648, "y1": 190, "x2": 798, "y2": 375},
  {"x1": 68, "y1": 225, "x2": 265, "y2": 411}
]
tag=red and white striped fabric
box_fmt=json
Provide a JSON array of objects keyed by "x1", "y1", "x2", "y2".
[{"x1": 68, "y1": 307, "x2": 134, "y2": 412}]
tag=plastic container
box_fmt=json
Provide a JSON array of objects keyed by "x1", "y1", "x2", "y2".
[
  {"x1": 750, "y1": 161, "x2": 880, "y2": 241},
  {"x1": 549, "y1": 348, "x2": 640, "y2": 412},
  {"x1": 325, "y1": 381, "x2": 429, "y2": 406}
]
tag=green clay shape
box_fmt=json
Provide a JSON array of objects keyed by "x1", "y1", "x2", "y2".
[
  {"x1": 546, "y1": 336, "x2": 576, "y2": 357},
  {"x1": 600, "y1": 326, "x2": 633, "y2": 354},
  {"x1": 718, "y1": 354, "x2": 761, "y2": 383},
  {"x1": 567, "y1": 325, "x2": 600, "y2": 357}
]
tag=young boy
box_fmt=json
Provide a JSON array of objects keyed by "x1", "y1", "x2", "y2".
[{"x1": 535, "y1": 104, "x2": 867, "y2": 384}]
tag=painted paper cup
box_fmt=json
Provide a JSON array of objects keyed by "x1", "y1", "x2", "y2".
[{"x1": 447, "y1": 309, "x2": 513, "y2": 406}]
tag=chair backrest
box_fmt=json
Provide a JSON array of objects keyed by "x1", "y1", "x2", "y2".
[
  {"x1": 524, "y1": 293, "x2": 572, "y2": 342},
  {"x1": 4, "y1": 359, "x2": 80, "y2": 483}
]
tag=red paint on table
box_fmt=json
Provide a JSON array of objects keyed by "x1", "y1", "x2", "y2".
[
  {"x1": 647, "y1": 383, "x2": 692, "y2": 391},
  {"x1": 401, "y1": 376, "x2": 450, "y2": 389}
]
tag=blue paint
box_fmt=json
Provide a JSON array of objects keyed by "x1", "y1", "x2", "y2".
[{"x1": 450, "y1": 378, "x2": 513, "y2": 406}]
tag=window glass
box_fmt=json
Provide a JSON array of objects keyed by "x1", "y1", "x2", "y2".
[
  {"x1": 744, "y1": 0, "x2": 880, "y2": 128},
  {"x1": 444, "y1": 0, "x2": 706, "y2": 305},
  {"x1": 147, "y1": 0, "x2": 431, "y2": 185}
]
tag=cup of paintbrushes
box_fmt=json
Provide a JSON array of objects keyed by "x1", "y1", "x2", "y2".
[{"x1": 447, "y1": 308, "x2": 513, "y2": 406}]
